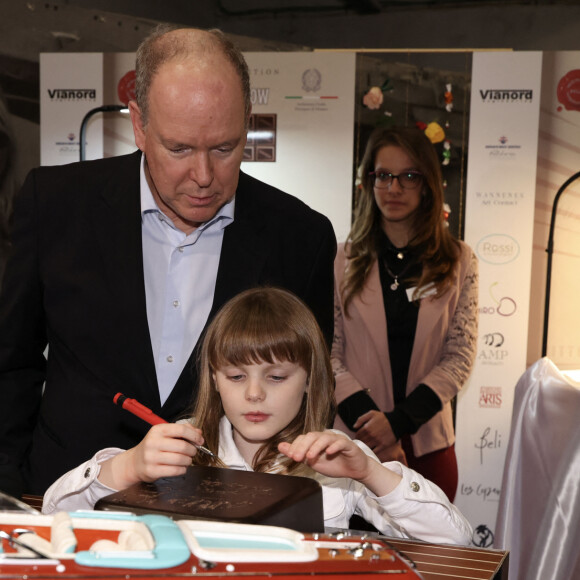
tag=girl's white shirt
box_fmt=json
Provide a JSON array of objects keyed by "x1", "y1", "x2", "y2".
[{"x1": 42, "y1": 416, "x2": 473, "y2": 546}]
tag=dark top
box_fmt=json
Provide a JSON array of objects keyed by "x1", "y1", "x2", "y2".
[{"x1": 337, "y1": 233, "x2": 441, "y2": 440}]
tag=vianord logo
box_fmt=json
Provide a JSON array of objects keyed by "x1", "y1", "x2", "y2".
[
  {"x1": 47, "y1": 89, "x2": 97, "y2": 100},
  {"x1": 479, "y1": 89, "x2": 533, "y2": 102}
]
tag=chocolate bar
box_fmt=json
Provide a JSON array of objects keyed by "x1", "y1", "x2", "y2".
[{"x1": 95, "y1": 465, "x2": 324, "y2": 533}]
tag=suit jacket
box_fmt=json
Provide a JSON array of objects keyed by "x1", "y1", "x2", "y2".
[
  {"x1": 332, "y1": 241, "x2": 478, "y2": 457},
  {"x1": 0, "y1": 151, "x2": 336, "y2": 495}
]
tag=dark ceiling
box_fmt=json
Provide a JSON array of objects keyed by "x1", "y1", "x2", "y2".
[
  {"x1": 66, "y1": 0, "x2": 580, "y2": 20},
  {"x1": 1, "y1": 0, "x2": 580, "y2": 127}
]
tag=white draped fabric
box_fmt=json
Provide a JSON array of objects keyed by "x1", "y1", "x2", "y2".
[{"x1": 495, "y1": 357, "x2": 580, "y2": 580}]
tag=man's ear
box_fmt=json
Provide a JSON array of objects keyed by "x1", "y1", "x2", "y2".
[{"x1": 129, "y1": 100, "x2": 146, "y2": 151}]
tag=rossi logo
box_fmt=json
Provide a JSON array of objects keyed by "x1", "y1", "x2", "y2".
[
  {"x1": 479, "y1": 386, "x2": 502, "y2": 408},
  {"x1": 476, "y1": 234, "x2": 520, "y2": 265}
]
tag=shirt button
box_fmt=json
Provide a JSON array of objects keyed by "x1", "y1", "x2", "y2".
[
  {"x1": 84, "y1": 467, "x2": 91, "y2": 478},
  {"x1": 166, "y1": 355, "x2": 174, "y2": 363},
  {"x1": 178, "y1": 246, "x2": 184, "y2": 253},
  {"x1": 410, "y1": 481, "x2": 420, "y2": 492},
  {"x1": 173, "y1": 300, "x2": 180, "y2": 308}
]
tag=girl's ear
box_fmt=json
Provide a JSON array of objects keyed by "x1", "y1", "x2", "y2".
[{"x1": 212, "y1": 373, "x2": 219, "y2": 391}]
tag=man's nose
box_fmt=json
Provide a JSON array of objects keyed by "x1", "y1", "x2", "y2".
[{"x1": 188, "y1": 152, "x2": 213, "y2": 187}]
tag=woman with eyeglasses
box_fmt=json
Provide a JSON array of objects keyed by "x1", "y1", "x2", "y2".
[{"x1": 332, "y1": 125, "x2": 478, "y2": 503}]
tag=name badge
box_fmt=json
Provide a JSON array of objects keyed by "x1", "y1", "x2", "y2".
[{"x1": 406, "y1": 283, "x2": 437, "y2": 302}]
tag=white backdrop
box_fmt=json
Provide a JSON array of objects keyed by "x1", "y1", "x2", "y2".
[
  {"x1": 40, "y1": 53, "x2": 104, "y2": 164},
  {"x1": 242, "y1": 52, "x2": 355, "y2": 243},
  {"x1": 455, "y1": 51, "x2": 543, "y2": 546}
]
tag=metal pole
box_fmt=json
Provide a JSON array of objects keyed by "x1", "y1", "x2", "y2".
[{"x1": 79, "y1": 104, "x2": 128, "y2": 161}]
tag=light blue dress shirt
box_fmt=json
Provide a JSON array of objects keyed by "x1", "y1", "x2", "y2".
[{"x1": 139, "y1": 157, "x2": 235, "y2": 405}]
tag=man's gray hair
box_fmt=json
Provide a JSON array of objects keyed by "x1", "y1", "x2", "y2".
[{"x1": 134, "y1": 24, "x2": 251, "y2": 126}]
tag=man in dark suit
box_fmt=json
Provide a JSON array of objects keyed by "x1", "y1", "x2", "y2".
[{"x1": 0, "y1": 25, "x2": 336, "y2": 496}]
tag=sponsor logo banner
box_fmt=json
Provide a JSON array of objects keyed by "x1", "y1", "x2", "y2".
[{"x1": 457, "y1": 51, "x2": 542, "y2": 538}]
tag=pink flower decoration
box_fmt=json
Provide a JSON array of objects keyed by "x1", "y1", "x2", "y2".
[{"x1": 363, "y1": 86, "x2": 384, "y2": 110}]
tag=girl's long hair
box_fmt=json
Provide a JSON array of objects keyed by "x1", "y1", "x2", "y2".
[
  {"x1": 342, "y1": 125, "x2": 460, "y2": 314},
  {"x1": 190, "y1": 287, "x2": 336, "y2": 474}
]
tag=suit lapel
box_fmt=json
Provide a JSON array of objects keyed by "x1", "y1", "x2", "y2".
[
  {"x1": 211, "y1": 212, "x2": 267, "y2": 315},
  {"x1": 91, "y1": 152, "x2": 159, "y2": 404}
]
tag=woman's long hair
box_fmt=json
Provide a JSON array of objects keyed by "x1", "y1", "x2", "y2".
[
  {"x1": 342, "y1": 125, "x2": 460, "y2": 314},
  {"x1": 189, "y1": 287, "x2": 336, "y2": 474}
]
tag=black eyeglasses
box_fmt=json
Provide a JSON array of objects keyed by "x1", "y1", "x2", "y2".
[{"x1": 369, "y1": 170, "x2": 424, "y2": 190}]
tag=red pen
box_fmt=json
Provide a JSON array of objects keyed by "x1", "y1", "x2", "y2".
[{"x1": 113, "y1": 392, "x2": 215, "y2": 457}]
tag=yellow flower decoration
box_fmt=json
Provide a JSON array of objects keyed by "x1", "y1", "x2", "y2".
[{"x1": 424, "y1": 121, "x2": 445, "y2": 144}]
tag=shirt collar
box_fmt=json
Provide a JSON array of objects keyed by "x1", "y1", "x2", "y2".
[
  {"x1": 139, "y1": 154, "x2": 235, "y2": 232},
  {"x1": 217, "y1": 416, "x2": 289, "y2": 475},
  {"x1": 218, "y1": 416, "x2": 251, "y2": 470}
]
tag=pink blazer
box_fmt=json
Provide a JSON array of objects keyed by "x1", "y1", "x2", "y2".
[{"x1": 332, "y1": 241, "x2": 478, "y2": 457}]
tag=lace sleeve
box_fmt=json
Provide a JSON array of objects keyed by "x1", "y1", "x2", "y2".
[
  {"x1": 437, "y1": 249, "x2": 479, "y2": 391},
  {"x1": 331, "y1": 286, "x2": 349, "y2": 377}
]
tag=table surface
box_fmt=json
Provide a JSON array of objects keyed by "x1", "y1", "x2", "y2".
[{"x1": 20, "y1": 495, "x2": 509, "y2": 580}]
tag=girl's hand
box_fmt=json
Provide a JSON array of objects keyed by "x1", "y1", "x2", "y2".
[
  {"x1": 279, "y1": 431, "x2": 371, "y2": 481},
  {"x1": 278, "y1": 431, "x2": 402, "y2": 496},
  {"x1": 99, "y1": 423, "x2": 206, "y2": 490},
  {"x1": 353, "y1": 410, "x2": 397, "y2": 452}
]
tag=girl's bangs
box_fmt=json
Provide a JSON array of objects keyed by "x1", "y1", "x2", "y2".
[{"x1": 209, "y1": 315, "x2": 311, "y2": 370}]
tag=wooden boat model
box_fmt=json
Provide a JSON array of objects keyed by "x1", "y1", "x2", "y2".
[{"x1": 0, "y1": 510, "x2": 421, "y2": 579}]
